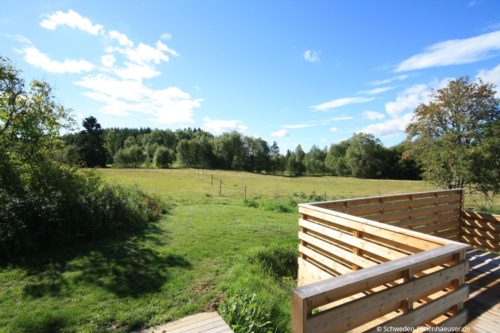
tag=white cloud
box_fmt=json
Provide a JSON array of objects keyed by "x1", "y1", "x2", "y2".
[
  {"x1": 283, "y1": 123, "x2": 315, "y2": 129},
  {"x1": 304, "y1": 50, "x2": 320, "y2": 63},
  {"x1": 76, "y1": 74, "x2": 201, "y2": 124},
  {"x1": 385, "y1": 84, "x2": 431, "y2": 117},
  {"x1": 101, "y1": 54, "x2": 115, "y2": 67},
  {"x1": 362, "y1": 111, "x2": 385, "y2": 120},
  {"x1": 21, "y1": 46, "x2": 94, "y2": 73},
  {"x1": 271, "y1": 129, "x2": 289, "y2": 138},
  {"x1": 477, "y1": 64, "x2": 500, "y2": 96},
  {"x1": 362, "y1": 113, "x2": 414, "y2": 137},
  {"x1": 359, "y1": 86, "x2": 394, "y2": 95},
  {"x1": 161, "y1": 32, "x2": 173, "y2": 40},
  {"x1": 396, "y1": 30, "x2": 500, "y2": 72},
  {"x1": 330, "y1": 127, "x2": 338, "y2": 132},
  {"x1": 203, "y1": 117, "x2": 248, "y2": 134},
  {"x1": 312, "y1": 96, "x2": 374, "y2": 111},
  {"x1": 369, "y1": 74, "x2": 410, "y2": 86},
  {"x1": 40, "y1": 9, "x2": 103, "y2": 35},
  {"x1": 361, "y1": 79, "x2": 451, "y2": 137},
  {"x1": 468, "y1": 0, "x2": 485, "y2": 7},
  {"x1": 108, "y1": 30, "x2": 133, "y2": 47},
  {"x1": 156, "y1": 41, "x2": 180, "y2": 57}
]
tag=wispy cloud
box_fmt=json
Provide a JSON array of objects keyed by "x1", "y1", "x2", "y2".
[
  {"x1": 368, "y1": 74, "x2": 410, "y2": 86},
  {"x1": 160, "y1": 32, "x2": 173, "y2": 40},
  {"x1": 312, "y1": 96, "x2": 374, "y2": 111},
  {"x1": 395, "y1": 30, "x2": 500, "y2": 72},
  {"x1": 21, "y1": 46, "x2": 94, "y2": 73},
  {"x1": 330, "y1": 127, "x2": 338, "y2": 132},
  {"x1": 468, "y1": 0, "x2": 486, "y2": 7},
  {"x1": 40, "y1": 9, "x2": 103, "y2": 35},
  {"x1": 478, "y1": 64, "x2": 500, "y2": 97},
  {"x1": 304, "y1": 49, "x2": 320, "y2": 63},
  {"x1": 362, "y1": 111, "x2": 385, "y2": 120},
  {"x1": 361, "y1": 79, "x2": 451, "y2": 137},
  {"x1": 203, "y1": 117, "x2": 247, "y2": 134},
  {"x1": 359, "y1": 86, "x2": 394, "y2": 95},
  {"x1": 271, "y1": 129, "x2": 289, "y2": 138},
  {"x1": 282, "y1": 123, "x2": 315, "y2": 129}
]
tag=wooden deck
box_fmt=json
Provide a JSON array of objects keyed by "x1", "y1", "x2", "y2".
[
  {"x1": 134, "y1": 312, "x2": 233, "y2": 333},
  {"x1": 465, "y1": 248, "x2": 499, "y2": 333}
]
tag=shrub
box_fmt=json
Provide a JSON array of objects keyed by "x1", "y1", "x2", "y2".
[
  {"x1": 153, "y1": 146, "x2": 175, "y2": 168},
  {"x1": 242, "y1": 197, "x2": 297, "y2": 213},
  {"x1": 248, "y1": 247, "x2": 298, "y2": 280},
  {"x1": 219, "y1": 292, "x2": 276, "y2": 333},
  {"x1": 0, "y1": 162, "x2": 166, "y2": 259}
]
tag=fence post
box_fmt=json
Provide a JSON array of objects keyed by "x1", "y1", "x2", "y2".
[
  {"x1": 244, "y1": 186, "x2": 247, "y2": 199},
  {"x1": 219, "y1": 179, "x2": 222, "y2": 196},
  {"x1": 211, "y1": 174, "x2": 213, "y2": 186}
]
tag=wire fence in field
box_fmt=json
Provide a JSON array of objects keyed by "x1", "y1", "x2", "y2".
[{"x1": 192, "y1": 169, "x2": 330, "y2": 201}]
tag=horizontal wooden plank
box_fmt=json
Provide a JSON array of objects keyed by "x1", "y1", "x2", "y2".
[
  {"x1": 393, "y1": 211, "x2": 460, "y2": 229},
  {"x1": 300, "y1": 219, "x2": 407, "y2": 261},
  {"x1": 299, "y1": 205, "x2": 446, "y2": 250},
  {"x1": 298, "y1": 257, "x2": 334, "y2": 286},
  {"x1": 293, "y1": 243, "x2": 470, "y2": 310},
  {"x1": 433, "y1": 310, "x2": 467, "y2": 330},
  {"x1": 299, "y1": 244, "x2": 352, "y2": 275},
  {"x1": 299, "y1": 232, "x2": 377, "y2": 269},
  {"x1": 306, "y1": 262, "x2": 469, "y2": 333},
  {"x1": 373, "y1": 203, "x2": 460, "y2": 223},
  {"x1": 363, "y1": 286, "x2": 468, "y2": 332},
  {"x1": 342, "y1": 194, "x2": 462, "y2": 217},
  {"x1": 311, "y1": 190, "x2": 462, "y2": 210}
]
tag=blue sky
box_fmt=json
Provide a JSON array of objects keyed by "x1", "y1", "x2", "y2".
[{"x1": 1, "y1": 0, "x2": 500, "y2": 152}]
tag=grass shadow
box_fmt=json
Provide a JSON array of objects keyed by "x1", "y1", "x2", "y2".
[{"x1": 5, "y1": 220, "x2": 191, "y2": 299}]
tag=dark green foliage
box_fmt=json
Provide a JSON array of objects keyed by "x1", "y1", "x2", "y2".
[
  {"x1": 345, "y1": 133, "x2": 386, "y2": 179},
  {"x1": 0, "y1": 57, "x2": 166, "y2": 258},
  {"x1": 243, "y1": 197, "x2": 297, "y2": 213},
  {"x1": 219, "y1": 292, "x2": 276, "y2": 333},
  {"x1": 113, "y1": 144, "x2": 145, "y2": 168},
  {"x1": 0, "y1": 162, "x2": 166, "y2": 258},
  {"x1": 406, "y1": 77, "x2": 499, "y2": 206},
  {"x1": 248, "y1": 247, "x2": 298, "y2": 280},
  {"x1": 78, "y1": 116, "x2": 107, "y2": 167},
  {"x1": 153, "y1": 145, "x2": 175, "y2": 168}
]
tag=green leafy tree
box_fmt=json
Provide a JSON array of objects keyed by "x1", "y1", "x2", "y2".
[
  {"x1": 154, "y1": 146, "x2": 175, "y2": 168},
  {"x1": 406, "y1": 77, "x2": 499, "y2": 206},
  {"x1": 78, "y1": 116, "x2": 107, "y2": 167},
  {"x1": 345, "y1": 133, "x2": 385, "y2": 179},
  {"x1": 325, "y1": 140, "x2": 350, "y2": 176},
  {"x1": 304, "y1": 145, "x2": 326, "y2": 175}
]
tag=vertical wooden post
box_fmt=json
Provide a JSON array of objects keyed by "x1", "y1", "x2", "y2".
[
  {"x1": 452, "y1": 250, "x2": 466, "y2": 314},
  {"x1": 244, "y1": 186, "x2": 247, "y2": 199},
  {"x1": 324, "y1": 191, "x2": 327, "y2": 201},
  {"x1": 352, "y1": 230, "x2": 362, "y2": 271},
  {"x1": 291, "y1": 291, "x2": 307, "y2": 333},
  {"x1": 403, "y1": 267, "x2": 415, "y2": 313},
  {"x1": 211, "y1": 174, "x2": 213, "y2": 186},
  {"x1": 219, "y1": 179, "x2": 222, "y2": 196}
]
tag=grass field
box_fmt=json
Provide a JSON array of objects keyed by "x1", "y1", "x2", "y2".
[{"x1": 0, "y1": 169, "x2": 496, "y2": 332}]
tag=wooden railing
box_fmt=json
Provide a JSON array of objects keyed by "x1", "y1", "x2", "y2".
[
  {"x1": 460, "y1": 210, "x2": 500, "y2": 251},
  {"x1": 311, "y1": 189, "x2": 463, "y2": 240},
  {"x1": 292, "y1": 244, "x2": 470, "y2": 333},
  {"x1": 292, "y1": 190, "x2": 474, "y2": 332}
]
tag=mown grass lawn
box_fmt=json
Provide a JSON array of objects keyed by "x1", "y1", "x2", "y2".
[{"x1": 1, "y1": 169, "x2": 496, "y2": 332}]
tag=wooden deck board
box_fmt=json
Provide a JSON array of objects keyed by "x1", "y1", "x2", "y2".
[
  {"x1": 133, "y1": 312, "x2": 233, "y2": 333},
  {"x1": 464, "y1": 249, "x2": 500, "y2": 333}
]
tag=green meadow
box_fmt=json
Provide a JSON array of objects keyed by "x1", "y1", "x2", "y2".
[{"x1": 0, "y1": 169, "x2": 496, "y2": 332}]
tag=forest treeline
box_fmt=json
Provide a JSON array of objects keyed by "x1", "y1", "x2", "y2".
[{"x1": 62, "y1": 121, "x2": 421, "y2": 180}]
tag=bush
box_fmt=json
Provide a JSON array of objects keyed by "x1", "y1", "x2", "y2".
[
  {"x1": 0, "y1": 161, "x2": 166, "y2": 259},
  {"x1": 219, "y1": 292, "x2": 276, "y2": 333},
  {"x1": 248, "y1": 247, "x2": 298, "y2": 280},
  {"x1": 242, "y1": 197, "x2": 297, "y2": 213},
  {"x1": 153, "y1": 146, "x2": 175, "y2": 168}
]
